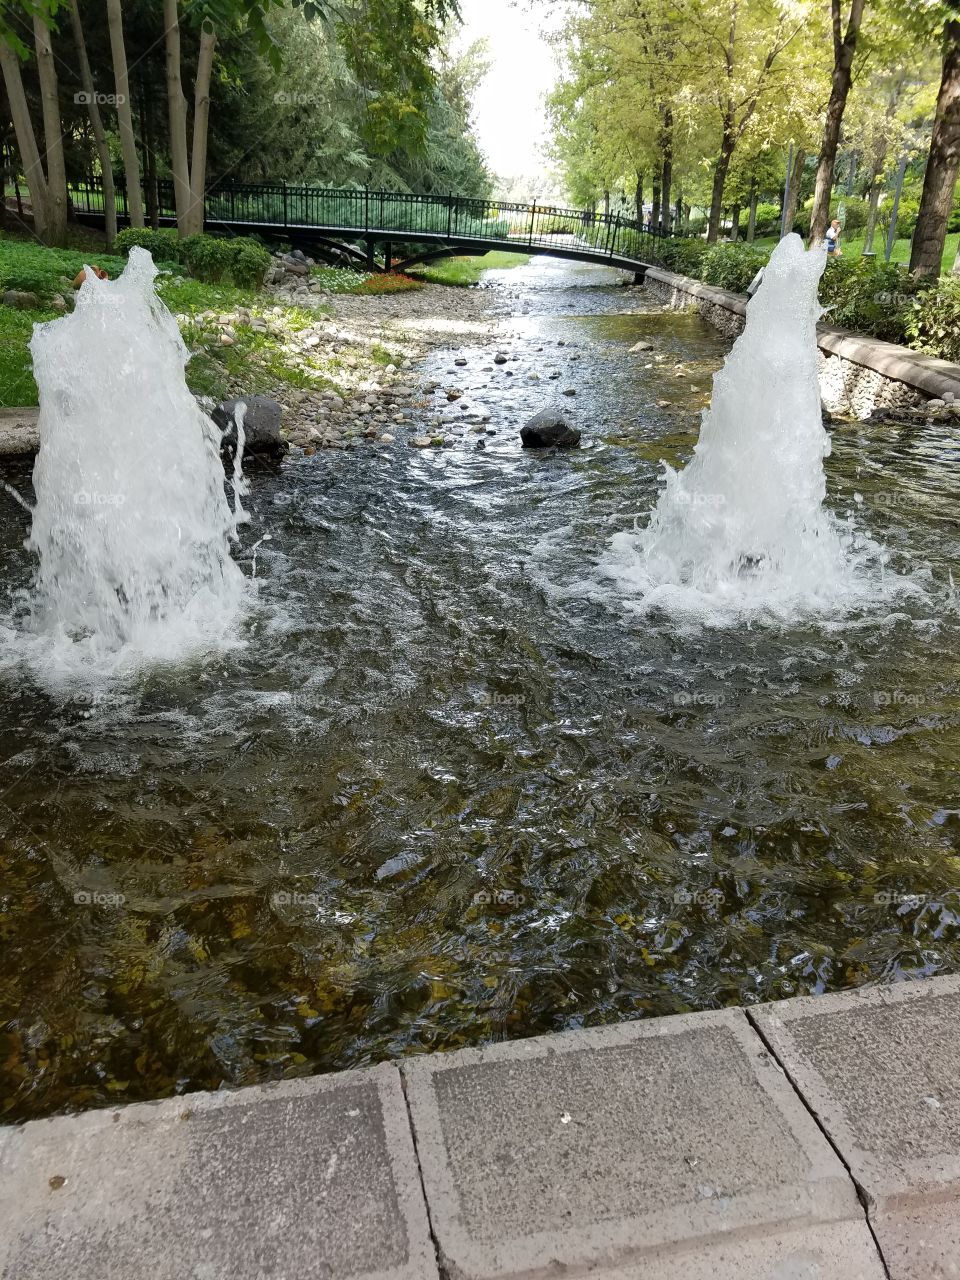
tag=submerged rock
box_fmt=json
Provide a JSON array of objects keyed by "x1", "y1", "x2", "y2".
[
  {"x1": 212, "y1": 395, "x2": 288, "y2": 463},
  {"x1": 520, "y1": 408, "x2": 581, "y2": 449},
  {"x1": 630, "y1": 340, "x2": 654, "y2": 352}
]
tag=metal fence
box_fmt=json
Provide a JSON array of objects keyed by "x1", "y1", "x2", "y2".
[{"x1": 70, "y1": 178, "x2": 674, "y2": 265}]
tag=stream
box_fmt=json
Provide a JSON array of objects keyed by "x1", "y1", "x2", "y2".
[{"x1": 1, "y1": 255, "x2": 959, "y2": 1122}]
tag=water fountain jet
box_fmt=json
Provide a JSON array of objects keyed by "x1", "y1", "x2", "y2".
[
  {"x1": 604, "y1": 234, "x2": 903, "y2": 623},
  {"x1": 17, "y1": 248, "x2": 248, "y2": 681}
]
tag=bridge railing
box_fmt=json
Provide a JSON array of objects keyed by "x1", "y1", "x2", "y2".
[{"x1": 69, "y1": 178, "x2": 675, "y2": 264}]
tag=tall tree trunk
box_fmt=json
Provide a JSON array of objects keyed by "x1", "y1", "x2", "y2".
[
  {"x1": 659, "y1": 106, "x2": 673, "y2": 233},
  {"x1": 163, "y1": 0, "x2": 191, "y2": 235},
  {"x1": 107, "y1": 0, "x2": 144, "y2": 228},
  {"x1": 783, "y1": 147, "x2": 806, "y2": 234},
  {"x1": 675, "y1": 192, "x2": 682, "y2": 233},
  {"x1": 141, "y1": 89, "x2": 159, "y2": 228},
  {"x1": 184, "y1": 21, "x2": 216, "y2": 236},
  {"x1": 809, "y1": 0, "x2": 867, "y2": 247},
  {"x1": 32, "y1": 15, "x2": 68, "y2": 245},
  {"x1": 730, "y1": 201, "x2": 741, "y2": 242},
  {"x1": 746, "y1": 182, "x2": 758, "y2": 241},
  {"x1": 863, "y1": 172, "x2": 882, "y2": 253},
  {"x1": 0, "y1": 42, "x2": 49, "y2": 239},
  {"x1": 68, "y1": 0, "x2": 117, "y2": 250},
  {"x1": 603, "y1": 188, "x2": 610, "y2": 218},
  {"x1": 707, "y1": 127, "x2": 735, "y2": 242},
  {"x1": 910, "y1": 19, "x2": 960, "y2": 277},
  {"x1": 634, "y1": 171, "x2": 643, "y2": 226},
  {"x1": 651, "y1": 180, "x2": 661, "y2": 231}
]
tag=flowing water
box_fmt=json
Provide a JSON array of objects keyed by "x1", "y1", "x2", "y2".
[{"x1": 1, "y1": 254, "x2": 958, "y2": 1122}]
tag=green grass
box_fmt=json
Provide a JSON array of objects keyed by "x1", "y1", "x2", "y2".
[
  {"x1": 0, "y1": 234, "x2": 128, "y2": 301},
  {"x1": 751, "y1": 231, "x2": 960, "y2": 270},
  {"x1": 407, "y1": 251, "x2": 531, "y2": 286},
  {"x1": 0, "y1": 239, "x2": 345, "y2": 407}
]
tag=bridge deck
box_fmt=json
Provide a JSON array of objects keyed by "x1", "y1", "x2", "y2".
[{"x1": 70, "y1": 179, "x2": 672, "y2": 275}]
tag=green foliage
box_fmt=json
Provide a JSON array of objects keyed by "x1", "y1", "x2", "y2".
[
  {"x1": 752, "y1": 202, "x2": 782, "y2": 235},
  {"x1": 657, "y1": 238, "x2": 710, "y2": 277},
  {"x1": 0, "y1": 236, "x2": 127, "y2": 302},
  {"x1": 114, "y1": 228, "x2": 183, "y2": 264},
  {"x1": 229, "y1": 238, "x2": 272, "y2": 288},
  {"x1": 408, "y1": 251, "x2": 530, "y2": 286},
  {"x1": 818, "y1": 258, "x2": 923, "y2": 343},
  {"x1": 906, "y1": 276, "x2": 960, "y2": 362},
  {"x1": 0, "y1": 301, "x2": 58, "y2": 407},
  {"x1": 700, "y1": 243, "x2": 769, "y2": 292},
  {"x1": 178, "y1": 234, "x2": 270, "y2": 287}
]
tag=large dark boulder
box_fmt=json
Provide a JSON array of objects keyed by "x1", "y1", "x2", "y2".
[
  {"x1": 520, "y1": 407, "x2": 582, "y2": 449},
  {"x1": 212, "y1": 396, "x2": 288, "y2": 464}
]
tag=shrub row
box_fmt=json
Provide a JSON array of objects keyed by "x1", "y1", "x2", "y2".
[
  {"x1": 114, "y1": 228, "x2": 271, "y2": 287},
  {"x1": 654, "y1": 235, "x2": 960, "y2": 358}
]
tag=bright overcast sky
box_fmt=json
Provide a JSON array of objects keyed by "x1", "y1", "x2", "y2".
[{"x1": 453, "y1": 0, "x2": 567, "y2": 181}]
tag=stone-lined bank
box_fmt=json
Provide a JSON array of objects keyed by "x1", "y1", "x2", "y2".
[
  {"x1": 3, "y1": 973, "x2": 960, "y2": 1279},
  {"x1": 644, "y1": 264, "x2": 960, "y2": 422}
]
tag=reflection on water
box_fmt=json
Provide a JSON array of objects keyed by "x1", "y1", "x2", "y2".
[{"x1": 1, "y1": 257, "x2": 958, "y2": 1122}]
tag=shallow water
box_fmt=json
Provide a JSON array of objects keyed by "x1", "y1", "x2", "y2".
[{"x1": 1, "y1": 258, "x2": 959, "y2": 1122}]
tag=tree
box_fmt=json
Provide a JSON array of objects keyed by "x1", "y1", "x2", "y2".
[
  {"x1": 910, "y1": 12, "x2": 960, "y2": 276},
  {"x1": 808, "y1": 0, "x2": 867, "y2": 246},
  {"x1": 67, "y1": 0, "x2": 116, "y2": 248},
  {"x1": 106, "y1": 0, "x2": 144, "y2": 227},
  {"x1": 0, "y1": 0, "x2": 69, "y2": 244}
]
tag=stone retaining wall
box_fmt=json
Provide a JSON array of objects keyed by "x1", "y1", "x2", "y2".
[{"x1": 644, "y1": 266, "x2": 960, "y2": 421}]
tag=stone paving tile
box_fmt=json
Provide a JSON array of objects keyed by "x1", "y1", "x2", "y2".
[
  {"x1": 751, "y1": 974, "x2": 960, "y2": 1280},
  {"x1": 0, "y1": 1062, "x2": 437, "y2": 1280},
  {"x1": 403, "y1": 1009, "x2": 884, "y2": 1279}
]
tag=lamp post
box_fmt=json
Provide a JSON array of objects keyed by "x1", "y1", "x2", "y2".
[{"x1": 884, "y1": 154, "x2": 908, "y2": 263}]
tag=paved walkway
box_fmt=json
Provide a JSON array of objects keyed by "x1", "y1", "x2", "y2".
[{"x1": 2, "y1": 974, "x2": 959, "y2": 1279}]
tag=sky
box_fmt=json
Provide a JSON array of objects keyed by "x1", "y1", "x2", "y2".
[{"x1": 453, "y1": 0, "x2": 567, "y2": 186}]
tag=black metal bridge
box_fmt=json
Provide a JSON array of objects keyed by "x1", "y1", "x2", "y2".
[{"x1": 70, "y1": 178, "x2": 672, "y2": 277}]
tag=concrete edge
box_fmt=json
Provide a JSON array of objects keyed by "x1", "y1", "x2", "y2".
[
  {"x1": 748, "y1": 975, "x2": 960, "y2": 1211},
  {"x1": 400, "y1": 1008, "x2": 867, "y2": 1278},
  {"x1": 645, "y1": 264, "x2": 960, "y2": 401}
]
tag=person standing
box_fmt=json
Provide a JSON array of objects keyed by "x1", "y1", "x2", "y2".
[{"x1": 824, "y1": 218, "x2": 843, "y2": 256}]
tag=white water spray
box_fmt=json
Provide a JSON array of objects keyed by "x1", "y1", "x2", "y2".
[
  {"x1": 604, "y1": 234, "x2": 912, "y2": 623},
  {"x1": 17, "y1": 247, "x2": 247, "y2": 679}
]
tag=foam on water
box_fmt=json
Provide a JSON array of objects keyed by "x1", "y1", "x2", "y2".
[
  {"x1": 7, "y1": 247, "x2": 248, "y2": 688},
  {"x1": 601, "y1": 234, "x2": 924, "y2": 624}
]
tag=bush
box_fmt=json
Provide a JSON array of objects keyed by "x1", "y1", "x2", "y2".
[
  {"x1": 700, "y1": 242, "x2": 769, "y2": 292},
  {"x1": 229, "y1": 237, "x2": 271, "y2": 288},
  {"x1": 180, "y1": 233, "x2": 234, "y2": 283},
  {"x1": 179, "y1": 233, "x2": 270, "y2": 287},
  {"x1": 818, "y1": 257, "x2": 922, "y2": 344},
  {"x1": 753, "y1": 202, "x2": 781, "y2": 235},
  {"x1": 905, "y1": 276, "x2": 960, "y2": 362},
  {"x1": 114, "y1": 227, "x2": 183, "y2": 264},
  {"x1": 657, "y1": 237, "x2": 710, "y2": 277}
]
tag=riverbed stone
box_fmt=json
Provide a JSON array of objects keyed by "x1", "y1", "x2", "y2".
[
  {"x1": 751, "y1": 975, "x2": 960, "y2": 1280},
  {"x1": 212, "y1": 395, "x2": 288, "y2": 462},
  {"x1": 402, "y1": 1009, "x2": 882, "y2": 1279},
  {"x1": 520, "y1": 407, "x2": 581, "y2": 448},
  {"x1": 0, "y1": 1064, "x2": 436, "y2": 1280}
]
